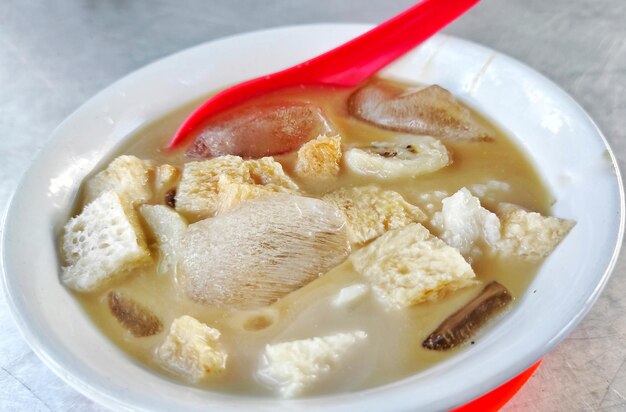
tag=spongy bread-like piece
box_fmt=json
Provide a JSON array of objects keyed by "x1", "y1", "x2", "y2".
[
  {"x1": 351, "y1": 223, "x2": 476, "y2": 309},
  {"x1": 84, "y1": 155, "x2": 154, "y2": 205},
  {"x1": 295, "y1": 135, "x2": 342, "y2": 180},
  {"x1": 257, "y1": 331, "x2": 367, "y2": 398},
  {"x1": 156, "y1": 316, "x2": 227, "y2": 381},
  {"x1": 216, "y1": 175, "x2": 288, "y2": 214},
  {"x1": 323, "y1": 185, "x2": 426, "y2": 244},
  {"x1": 61, "y1": 191, "x2": 151, "y2": 292},
  {"x1": 495, "y1": 203, "x2": 575, "y2": 259},
  {"x1": 431, "y1": 187, "x2": 501, "y2": 256},
  {"x1": 245, "y1": 157, "x2": 299, "y2": 189},
  {"x1": 154, "y1": 164, "x2": 180, "y2": 196},
  {"x1": 175, "y1": 156, "x2": 298, "y2": 219},
  {"x1": 175, "y1": 156, "x2": 249, "y2": 219},
  {"x1": 139, "y1": 204, "x2": 187, "y2": 276}
]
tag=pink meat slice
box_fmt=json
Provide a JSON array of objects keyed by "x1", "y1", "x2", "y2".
[
  {"x1": 349, "y1": 81, "x2": 492, "y2": 142},
  {"x1": 186, "y1": 103, "x2": 333, "y2": 159}
]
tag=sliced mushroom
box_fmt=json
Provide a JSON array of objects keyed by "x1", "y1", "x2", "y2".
[
  {"x1": 107, "y1": 291, "x2": 163, "y2": 337},
  {"x1": 422, "y1": 281, "x2": 512, "y2": 350}
]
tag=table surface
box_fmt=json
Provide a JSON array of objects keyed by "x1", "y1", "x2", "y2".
[{"x1": 1, "y1": 1, "x2": 625, "y2": 411}]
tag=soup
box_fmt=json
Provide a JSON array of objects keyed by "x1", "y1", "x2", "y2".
[{"x1": 60, "y1": 78, "x2": 573, "y2": 398}]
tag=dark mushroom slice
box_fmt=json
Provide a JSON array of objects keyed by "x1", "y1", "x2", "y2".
[
  {"x1": 422, "y1": 281, "x2": 512, "y2": 351},
  {"x1": 348, "y1": 80, "x2": 493, "y2": 142},
  {"x1": 107, "y1": 291, "x2": 163, "y2": 337}
]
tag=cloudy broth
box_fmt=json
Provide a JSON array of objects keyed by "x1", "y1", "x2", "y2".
[{"x1": 74, "y1": 79, "x2": 551, "y2": 396}]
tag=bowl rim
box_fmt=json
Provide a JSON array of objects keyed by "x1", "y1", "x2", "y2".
[{"x1": 2, "y1": 23, "x2": 624, "y2": 411}]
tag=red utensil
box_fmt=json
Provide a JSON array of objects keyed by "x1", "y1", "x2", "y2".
[
  {"x1": 452, "y1": 361, "x2": 542, "y2": 412},
  {"x1": 168, "y1": 0, "x2": 480, "y2": 149}
]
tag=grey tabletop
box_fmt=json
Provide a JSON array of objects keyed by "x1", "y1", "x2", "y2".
[{"x1": 1, "y1": 1, "x2": 625, "y2": 411}]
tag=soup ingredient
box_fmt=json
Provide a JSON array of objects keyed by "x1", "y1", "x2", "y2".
[
  {"x1": 351, "y1": 223, "x2": 476, "y2": 310},
  {"x1": 349, "y1": 82, "x2": 491, "y2": 141},
  {"x1": 175, "y1": 156, "x2": 298, "y2": 219},
  {"x1": 332, "y1": 283, "x2": 369, "y2": 308},
  {"x1": 422, "y1": 281, "x2": 512, "y2": 350},
  {"x1": 154, "y1": 164, "x2": 180, "y2": 203},
  {"x1": 323, "y1": 185, "x2": 425, "y2": 244},
  {"x1": 156, "y1": 315, "x2": 227, "y2": 381},
  {"x1": 216, "y1": 176, "x2": 289, "y2": 214},
  {"x1": 495, "y1": 203, "x2": 576, "y2": 259},
  {"x1": 84, "y1": 155, "x2": 154, "y2": 205},
  {"x1": 344, "y1": 135, "x2": 450, "y2": 179},
  {"x1": 431, "y1": 187, "x2": 501, "y2": 257},
  {"x1": 246, "y1": 157, "x2": 300, "y2": 189},
  {"x1": 139, "y1": 205, "x2": 187, "y2": 276},
  {"x1": 175, "y1": 156, "x2": 247, "y2": 219},
  {"x1": 61, "y1": 191, "x2": 151, "y2": 292},
  {"x1": 185, "y1": 103, "x2": 333, "y2": 159},
  {"x1": 179, "y1": 194, "x2": 350, "y2": 308},
  {"x1": 294, "y1": 134, "x2": 342, "y2": 180},
  {"x1": 257, "y1": 331, "x2": 367, "y2": 398},
  {"x1": 107, "y1": 291, "x2": 162, "y2": 337}
]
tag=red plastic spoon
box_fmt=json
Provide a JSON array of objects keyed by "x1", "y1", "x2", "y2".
[{"x1": 169, "y1": 0, "x2": 480, "y2": 149}]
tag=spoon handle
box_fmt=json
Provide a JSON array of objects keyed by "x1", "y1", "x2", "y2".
[
  {"x1": 299, "y1": 0, "x2": 480, "y2": 86},
  {"x1": 170, "y1": 0, "x2": 480, "y2": 148}
]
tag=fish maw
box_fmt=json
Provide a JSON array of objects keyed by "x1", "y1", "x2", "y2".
[
  {"x1": 179, "y1": 194, "x2": 350, "y2": 308},
  {"x1": 349, "y1": 81, "x2": 492, "y2": 142},
  {"x1": 186, "y1": 103, "x2": 334, "y2": 159}
]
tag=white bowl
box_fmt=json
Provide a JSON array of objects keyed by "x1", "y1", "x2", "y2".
[{"x1": 1, "y1": 24, "x2": 623, "y2": 411}]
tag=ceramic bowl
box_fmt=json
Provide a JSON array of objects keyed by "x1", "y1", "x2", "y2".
[{"x1": 1, "y1": 24, "x2": 623, "y2": 411}]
